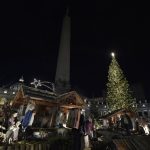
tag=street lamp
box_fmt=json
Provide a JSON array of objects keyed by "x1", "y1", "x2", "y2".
[{"x1": 30, "y1": 78, "x2": 55, "y2": 92}]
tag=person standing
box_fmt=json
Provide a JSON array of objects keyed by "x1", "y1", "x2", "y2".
[
  {"x1": 121, "y1": 111, "x2": 133, "y2": 135},
  {"x1": 84, "y1": 117, "x2": 93, "y2": 148}
]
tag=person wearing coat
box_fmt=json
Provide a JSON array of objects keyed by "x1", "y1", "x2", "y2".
[{"x1": 121, "y1": 111, "x2": 133, "y2": 135}]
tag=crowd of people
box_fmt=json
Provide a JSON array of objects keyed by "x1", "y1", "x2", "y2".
[{"x1": 72, "y1": 114, "x2": 95, "y2": 150}]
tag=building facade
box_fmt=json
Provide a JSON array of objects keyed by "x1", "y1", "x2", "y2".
[{"x1": 86, "y1": 97, "x2": 150, "y2": 119}]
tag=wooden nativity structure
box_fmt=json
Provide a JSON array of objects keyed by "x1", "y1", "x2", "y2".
[
  {"x1": 11, "y1": 84, "x2": 85, "y2": 129},
  {"x1": 101, "y1": 109, "x2": 138, "y2": 129}
]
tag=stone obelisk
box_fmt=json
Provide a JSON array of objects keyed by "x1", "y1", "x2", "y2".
[{"x1": 55, "y1": 8, "x2": 71, "y2": 94}]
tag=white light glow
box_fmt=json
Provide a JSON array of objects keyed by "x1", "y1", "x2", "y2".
[
  {"x1": 111, "y1": 52, "x2": 115, "y2": 57},
  {"x1": 4, "y1": 90, "x2": 7, "y2": 94}
]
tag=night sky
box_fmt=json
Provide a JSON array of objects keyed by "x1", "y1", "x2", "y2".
[{"x1": 1, "y1": 0, "x2": 150, "y2": 98}]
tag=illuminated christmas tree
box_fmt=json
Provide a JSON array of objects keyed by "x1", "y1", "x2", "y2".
[{"x1": 106, "y1": 52, "x2": 134, "y2": 111}]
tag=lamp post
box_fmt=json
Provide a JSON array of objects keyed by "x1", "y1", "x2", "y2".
[{"x1": 30, "y1": 78, "x2": 55, "y2": 92}]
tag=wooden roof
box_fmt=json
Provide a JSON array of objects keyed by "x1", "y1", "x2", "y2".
[
  {"x1": 113, "y1": 136, "x2": 150, "y2": 150},
  {"x1": 12, "y1": 85, "x2": 58, "y2": 107},
  {"x1": 102, "y1": 109, "x2": 137, "y2": 119},
  {"x1": 12, "y1": 85, "x2": 85, "y2": 109},
  {"x1": 57, "y1": 91, "x2": 85, "y2": 109}
]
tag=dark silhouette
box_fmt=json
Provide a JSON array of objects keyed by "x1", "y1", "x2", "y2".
[{"x1": 121, "y1": 111, "x2": 132, "y2": 135}]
